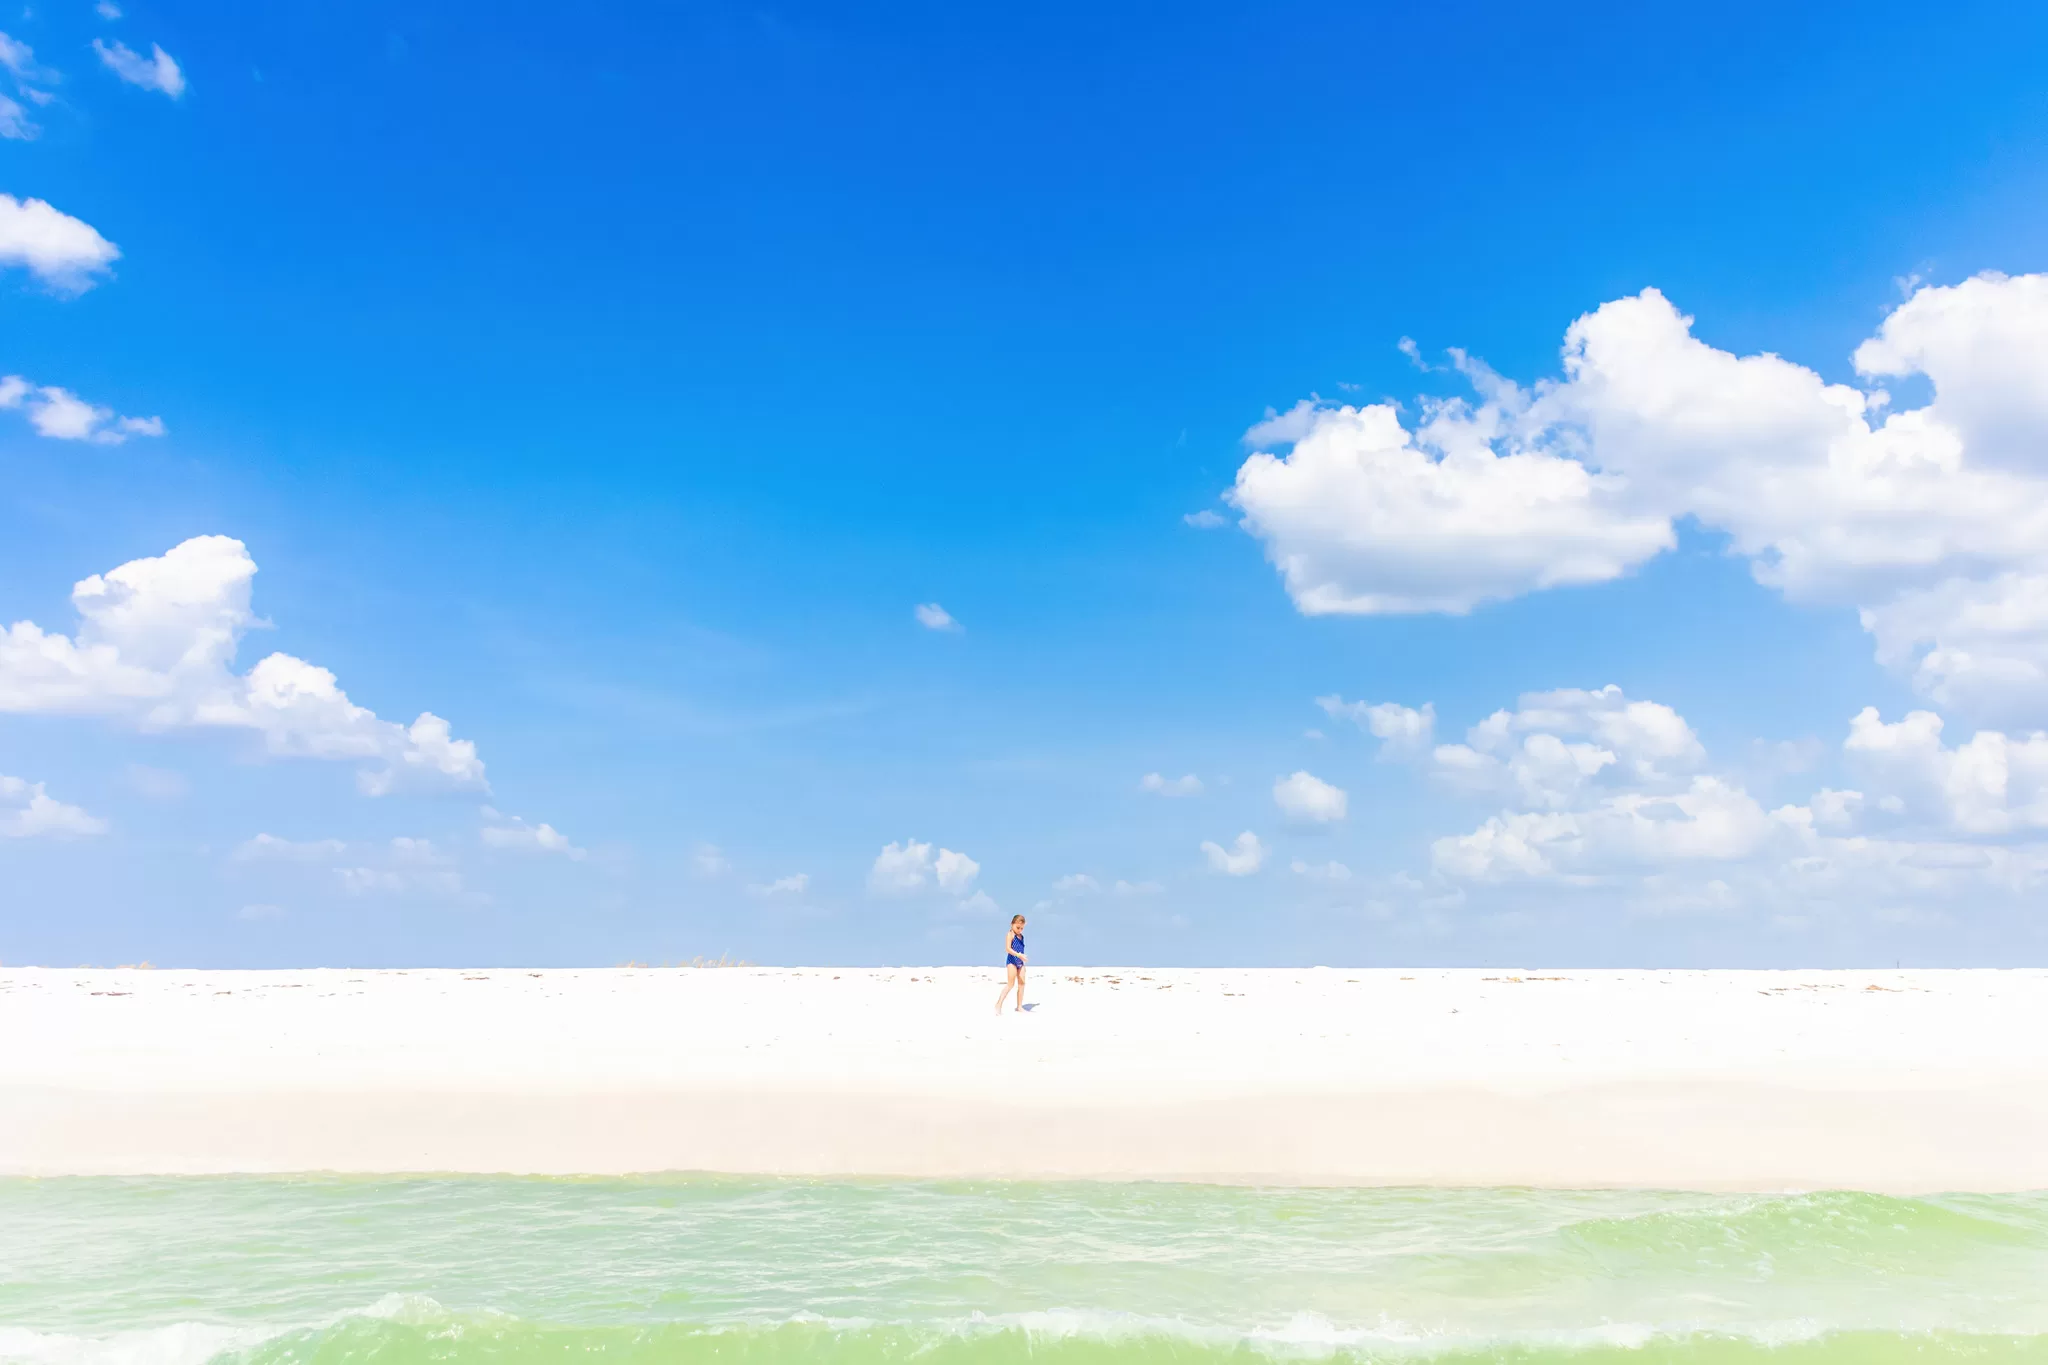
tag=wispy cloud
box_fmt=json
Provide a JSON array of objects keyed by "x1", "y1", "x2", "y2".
[
  {"x1": 0, "y1": 94, "x2": 34, "y2": 140},
  {"x1": 914, "y1": 602, "x2": 962, "y2": 632},
  {"x1": 0, "y1": 374, "x2": 164, "y2": 443},
  {"x1": 479, "y1": 807, "x2": 586, "y2": 859},
  {"x1": 1318, "y1": 695, "x2": 1435, "y2": 753},
  {"x1": 0, "y1": 33, "x2": 56, "y2": 140},
  {"x1": 1292, "y1": 859, "x2": 1352, "y2": 881},
  {"x1": 0, "y1": 773, "x2": 106, "y2": 838},
  {"x1": 0, "y1": 31, "x2": 49, "y2": 81},
  {"x1": 124, "y1": 765, "x2": 189, "y2": 801},
  {"x1": 232, "y1": 833, "x2": 347, "y2": 863},
  {"x1": 955, "y1": 888, "x2": 1001, "y2": 916},
  {"x1": 93, "y1": 38, "x2": 184, "y2": 98}
]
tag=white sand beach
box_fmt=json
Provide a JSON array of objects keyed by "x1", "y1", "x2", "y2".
[{"x1": 5, "y1": 965, "x2": 2047, "y2": 1191}]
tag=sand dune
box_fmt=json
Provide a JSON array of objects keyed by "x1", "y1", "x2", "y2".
[{"x1": 6, "y1": 965, "x2": 2046, "y2": 1190}]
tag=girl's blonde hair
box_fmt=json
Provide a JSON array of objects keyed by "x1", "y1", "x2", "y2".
[{"x1": 1010, "y1": 914, "x2": 1026, "y2": 927}]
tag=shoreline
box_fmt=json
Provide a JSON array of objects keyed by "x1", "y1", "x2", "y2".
[{"x1": 8, "y1": 966, "x2": 2047, "y2": 1191}]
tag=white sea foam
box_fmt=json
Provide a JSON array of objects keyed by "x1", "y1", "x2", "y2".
[
  {"x1": 0, "y1": 1303, "x2": 2038, "y2": 1365},
  {"x1": 712, "y1": 1305, "x2": 1926, "y2": 1358},
  {"x1": 0, "y1": 1323, "x2": 279, "y2": 1365},
  {"x1": 0, "y1": 1296, "x2": 462, "y2": 1365}
]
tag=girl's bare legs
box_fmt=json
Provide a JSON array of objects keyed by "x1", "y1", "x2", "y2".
[
  {"x1": 1013, "y1": 966, "x2": 1025, "y2": 1012},
  {"x1": 995, "y1": 965, "x2": 1018, "y2": 1014}
]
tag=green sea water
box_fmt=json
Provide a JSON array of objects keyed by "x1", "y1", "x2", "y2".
[{"x1": 3, "y1": 1177, "x2": 2046, "y2": 1365}]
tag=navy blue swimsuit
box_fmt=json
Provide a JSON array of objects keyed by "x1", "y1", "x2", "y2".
[{"x1": 1006, "y1": 933, "x2": 1025, "y2": 968}]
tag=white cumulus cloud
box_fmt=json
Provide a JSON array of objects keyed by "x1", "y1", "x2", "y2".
[
  {"x1": 914, "y1": 602, "x2": 962, "y2": 632},
  {"x1": 1418, "y1": 687, "x2": 1779, "y2": 884},
  {"x1": 1139, "y1": 772, "x2": 1203, "y2": 797},
  {"x1": 1200, "y1": 830, "x2": 1265, "y2": 876},
  {"x1": 1233, "y1": 274, "x2": 2048, "y2": 726},
  {"x1": 868, "y1": 838, "x2": 979, "y2": 895},
  {"x1": 1400, "y1": 685, "x2": 2048, "y2": 915},
  {"x1": 935, "y1": 847, "x2": 980, "y2": 893},
  {"x1": 1273, "y1": 770, "x2": 1347, "y2": 823},
  {"x1": 0, "y1": 374, "x2": 164, "y2": 443},
  {"x1": 0, "y1": 195, "x2": 120, "y2": 293},
  {"x1": 0, "y1": 774, "x2": 106, "y2": 837},
  {"x1": 1843, "y1": 707, "x2": 2048, "y2": 835},
  {"x1": 92, "y1": 38, "x2": 183, "y2": 97},
  {"x1": 1432, "y1": 685, "x2": 1704, "y2": 811},
  {"x1": 1231, "y1": 394, "x2": 1673, "y2": 614},
  {"x1": 0, "y1": 535, "x2": 485, "y2": 794},
  {"x1": 747, "y1": 873, "x2": 809, "y2": 897}
]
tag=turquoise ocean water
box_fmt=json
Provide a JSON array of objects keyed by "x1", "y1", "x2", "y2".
[{"x1": 3, "y1": 1177, "x2": 2047, "y2": 1364}]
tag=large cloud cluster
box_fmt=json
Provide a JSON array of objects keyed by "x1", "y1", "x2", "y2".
[
  {"x1": 1334, "y1": 684, "x2": 2048, "y2": 909},
  {"x1": 1233, "y1": 274, "x2": 2048, "y2": 724},
  {"x1": 1416, "y1": 687, "x2": 1778, "y2": 884},
  {"x1": 0, "y1": 535, "x2": 485, "y2": 795}
]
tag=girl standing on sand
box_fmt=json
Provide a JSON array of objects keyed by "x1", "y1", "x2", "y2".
[{"x1": 994, "y1": 914, "x2": 1027, "y2": 1014}]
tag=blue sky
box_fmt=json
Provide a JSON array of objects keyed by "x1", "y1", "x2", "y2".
[{"x1": 6, "y1": 0, "x2": 2048, "y2": 967}]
